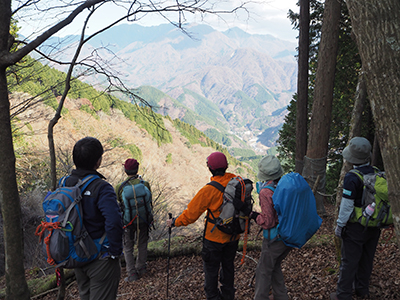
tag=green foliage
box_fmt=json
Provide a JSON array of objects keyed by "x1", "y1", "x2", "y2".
[
  {"x1": 276, "y1": 98, "x2": 297, "y2": 172},
  {"x1": 280, "y1": 1, "x2": 376, "y2": 193},
  {"x1": 229, "y1": 148, "x2": 256, "y2": 158},
  {"x1": 253, "y1": 84, "x2": 275, "y2": 104},
  {"x1": 114, "y1": 102, "x2": 173, "y2": 145},
  {"x1": 179, "y1": 89, "x2": 228, "y2": 131},
  {"x1": 233, "y1": 90, "x2": 257, "y2": 109},
  {"x1": 173, "y1": 118, "x2": 216, "y2": 148},
  {"x1": 136, "y1": 86, "x2": 168, "y2": 106},
  {"x1": 204, "y1": 128, "x2": 232, "y2": 146},
  {"x1": 237, "y1": 155, "x2": 264, "y2": 172},
  {"x1": 125, "y1": 144, "x2": 142, "y2": 161},
  {"x1": 172, "y1": 118, "x2": 254, "y2": 175},
  {"x1": 8, "y1": 56, "x2": 173, "y2": 145},
  {"x1": 165, "y1": 153, "x2": 172, "y2": 164},
  {"x1": 80, "y1": 105, "x2": 99, "y2": 119},
  {"x1": 109, "y1": 138, "x2": 142, "y2": 162}
]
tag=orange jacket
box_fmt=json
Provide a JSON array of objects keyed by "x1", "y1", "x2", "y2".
[{"x1": 174, "y1": 172, "x2": 239, "y2": 244}]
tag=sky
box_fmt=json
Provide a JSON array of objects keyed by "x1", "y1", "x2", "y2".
[{"x1": 15, "y1": 0, "x2": 299, "y2": 43}]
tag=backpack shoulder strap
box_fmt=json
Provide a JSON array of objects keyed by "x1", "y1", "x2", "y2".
[
  {"x1": 205, "y1": 181, "x2": 225, "y2": 226},
  {"x1": 60, "y1": 175, "x2": 100, "y2": 228},
  {"x1": 78, "y1": 175, "x2": 100, "y2": 192},
  {"x1": 372, "y1": 166, "x2": 381, "y2": 173},
  {"x1": 264, "y1": 185, "x2": 276, "y2": 192},
  {"x1": 207, "y1": 181, "x2": 225, "y2": 193},
  {"x1": 349, "y1": 169, "x2": 364, "y2": 182},
  {"x1": 59, "y1": 176, "x2": 68, "y2": 187},
  {"x1": 117, "y1": 176, "x2": 137, "y2": 198}
]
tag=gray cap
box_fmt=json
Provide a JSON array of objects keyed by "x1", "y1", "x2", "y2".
[
  {"x1": 258, "y1": 155, "x2": 284, "y2": 182},
  {"x1": 342, "y1": 137, "x2": 372, "y2": 164}
]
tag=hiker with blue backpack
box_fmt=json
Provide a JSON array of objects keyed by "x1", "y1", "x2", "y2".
[
  {"x1": 250, "y1": 155, "x2": 322, "y2": 300},
  {"x1": 63, "y1": 137, "x2": 123, "y2": 300},
  {"x1": 115, "y1": 158, "x2": 153, "y2": 282},
  {"x1": 167, "y1": 152, "x2": 252, "y2": 300},
  {"x1": 250, "y1": 155, "x2": 291, "y2": 300},
  {"x1": 331, "y1": 137, "x2": 391, "y2": 300}
]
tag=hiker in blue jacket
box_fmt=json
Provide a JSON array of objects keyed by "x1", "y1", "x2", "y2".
[
  {"x1": 331, "y1": 137, "x2": 381, "y2": 300},
  {"x1": 250, "y1": 155, "x2": 291, "y2": 300},
  {"x1": 65, "y1": 137, "x2": 124, "y2": 300}
]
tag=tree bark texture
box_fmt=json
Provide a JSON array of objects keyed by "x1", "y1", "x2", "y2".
[
  {"x1": 0, "y1": 1, "x2": 31, "y2": 299},
  {"x1": 346, "y1": 0, "x2": 400, "y2": 247},
  {"x1": 302, "y1": 0, "x2": 342, "y2": 215},
  {"x1": 295, "y1": 0, "x2": 310, "y2": 174},
  {"x1": 333, "y1": 71, "x2": 367, "y2": 259}
]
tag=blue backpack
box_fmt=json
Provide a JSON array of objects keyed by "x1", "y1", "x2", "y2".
[
  {"x1": 260, "y1": 172, "x2": 322, "y2": 248},
  {"x1": 35, "y1": 175, "x2": 107, "y2": 268}
]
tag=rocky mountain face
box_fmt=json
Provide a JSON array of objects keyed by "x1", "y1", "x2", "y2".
[{"x1": 48, "y1": 23, "x2": 297, "y2": 154}]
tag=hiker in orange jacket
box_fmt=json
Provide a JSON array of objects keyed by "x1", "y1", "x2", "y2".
[{"x1": 167, "y1": 152, "x2": 239, "y2": 300}]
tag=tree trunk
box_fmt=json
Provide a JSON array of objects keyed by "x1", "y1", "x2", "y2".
[
  {"x1": 0, "y1": 75, "x2": 30, "y2": 300},
  {"x1": 0, "y1": 1, "x2": 30, "y2": 299},
  {"x1": 302, "y1": 0, "x2": 342, "y2": 215},
  {"x1": 333, "y1": 70, "x2": 367, "y2": 258},
  {"x1": 295, "y1": 0, "x2": 310, "y2": 174},
  {"x1": 346, "y1": 0, "x2": 400, "y2": 247}
]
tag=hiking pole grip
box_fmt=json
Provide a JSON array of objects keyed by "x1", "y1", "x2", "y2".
[{"x1": 168, "y1": 213, "x2": 172, "y2": 234}]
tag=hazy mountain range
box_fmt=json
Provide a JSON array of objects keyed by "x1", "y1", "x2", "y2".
[{"x1": 44, "y1": 23, "x2": 298, "y2": 155}]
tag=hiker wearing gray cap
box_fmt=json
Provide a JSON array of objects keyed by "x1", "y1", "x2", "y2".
[
  {"x1": 250, "y1": 155, "x2": 291, "y2": 300},
  {"x1": 331, "y1": 137, "x2": 381, "y2": 300}
]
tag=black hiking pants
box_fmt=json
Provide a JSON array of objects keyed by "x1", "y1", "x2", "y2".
[
  {"x1": 336, "y1": 222, "x2": 380, "y2": 300},
  {"x1": 202, "y1": 239, "x2": 238, "y2": 300}
]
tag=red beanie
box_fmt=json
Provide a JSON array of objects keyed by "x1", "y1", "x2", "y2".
[
  {"x1": 124, "y1": 158, "x2": 139, "y2": 171},
  {"x1": 207, "y1": 152, "x2": 228, "y2": 170}
]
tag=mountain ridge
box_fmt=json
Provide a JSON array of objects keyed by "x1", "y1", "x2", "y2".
[{"x1": 42, "y1": 23, "x2": 297, "y2": 154}]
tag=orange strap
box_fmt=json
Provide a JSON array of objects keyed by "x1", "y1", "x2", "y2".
[
  {"x1": 240, "y1": 218, "x2": 249, "y2": 265},
  {"x1": 236, "y1": 177, "x2": 249, "y2": 265},
  {"x1": 123, "y1": 214, "x2": 138, "y2": 229},
  {"x1": 35, "y1": 221, "x2": 61, "y2": 266}
]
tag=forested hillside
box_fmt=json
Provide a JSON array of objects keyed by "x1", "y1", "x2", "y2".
[{"x1": 5, "y1": 56, "x2": 262, "y2": 276}]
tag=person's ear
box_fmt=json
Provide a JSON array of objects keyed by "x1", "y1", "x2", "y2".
[{"x1": 95, "y1": 157, "x2": 102, "y2": 169}]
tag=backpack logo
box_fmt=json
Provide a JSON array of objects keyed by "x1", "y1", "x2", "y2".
[
  {"x1": 350, "y1": 168, "x2": 392, "y2": 227},
  {"x1": 35, "y1": 175, "x2": 106, "y2": 268},
  {"x1": 271, "y1": 172, "x2": 322, "y2": 248},
  {"x1": 207, "y1": 176, "x2": 254, "y2": 236},
  {"x1": 119, "y1": 179, "x2": 153, "y2": 228}
]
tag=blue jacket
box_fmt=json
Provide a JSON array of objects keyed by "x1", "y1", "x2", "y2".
[{"x1": 64, "y1": 169, "x2": 123, "y2": 256}]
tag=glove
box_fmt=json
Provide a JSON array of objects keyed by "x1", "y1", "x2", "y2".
[
  {"x1": 250, "y1": 211, "x2": 260, "y2": 221},
  {"x1": 335, "y1": 225, "x2": 343, "y2": 238}
]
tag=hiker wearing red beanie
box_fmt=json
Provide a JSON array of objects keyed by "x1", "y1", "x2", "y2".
[
  {"x1": 167, "y1": 152, "x2": 239, "y2": 300},
  {"x1": 115, "y1": 158, "x2": 153, "y2": 283}
]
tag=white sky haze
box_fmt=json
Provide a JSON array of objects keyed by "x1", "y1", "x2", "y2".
[{"x1": 15, "y1": 0, "x2": 299, "y2": 43}]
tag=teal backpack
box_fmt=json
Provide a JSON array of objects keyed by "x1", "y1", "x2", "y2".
[{"x1": 118, "y1": 178, "x2": 153, "y2": 227}]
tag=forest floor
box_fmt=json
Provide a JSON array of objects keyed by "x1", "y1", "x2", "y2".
[{"x1": 14, "y1": 201, "x2": 400, "y2": 299}]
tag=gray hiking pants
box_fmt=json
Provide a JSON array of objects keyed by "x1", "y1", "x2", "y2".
[
  {"x1": 75, "y1": 257, "x2": 121, "y2": 300},
  {"x1": 123, "y1": 223, "x2": 149, "y2": 276},
  {"x1": 254, "y1": 238, "x2": 291, "y2": 300}
]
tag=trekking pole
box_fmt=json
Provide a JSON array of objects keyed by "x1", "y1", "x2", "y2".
[
  {"x1": 166, "y1": 213, "x2": 172, "y2": 299},
  {"x1": 249, "y1": 271, "x2": 256, "y2": 287}
]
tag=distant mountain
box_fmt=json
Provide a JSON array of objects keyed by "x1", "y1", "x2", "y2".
[{"x1": 43, "y1": 23, "x2": 297, "y2": 154}]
